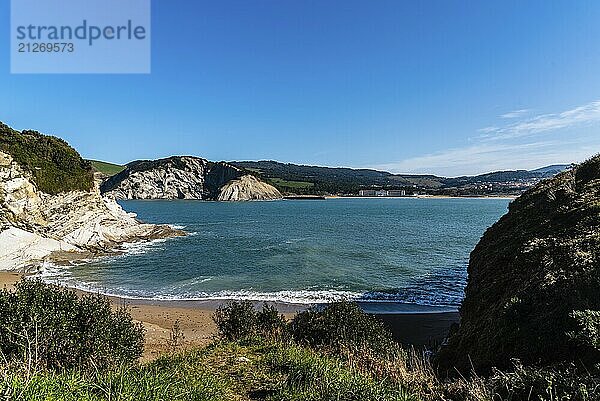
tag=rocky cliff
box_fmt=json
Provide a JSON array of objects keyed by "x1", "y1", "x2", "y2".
[
  {"x1": 436, "y1": 154, "x2": 600, "y2": 373},
  {"x1": 0, "y1": 124, "x2": 181, "y2": 270},
  {"x1": 101, "y1": 156, "x2": 282, "y2": 201},
  {"x1": 217, "y1": 174, "x2": 282, "y2": 201}
]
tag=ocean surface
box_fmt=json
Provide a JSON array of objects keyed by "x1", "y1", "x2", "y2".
[{"x1": 39, "y1": 198, "x2": 510, "y2": 310}]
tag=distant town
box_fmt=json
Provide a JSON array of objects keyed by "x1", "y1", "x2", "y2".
[
  {"x1": 355, "y1": 175, "x2": 554, "y2": 197},
  {"x1": 231, "y1": 161, "x2": 570, "y2": 198}
]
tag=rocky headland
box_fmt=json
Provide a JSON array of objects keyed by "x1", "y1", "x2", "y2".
[
  {"x1": 437, "y1": 154, "x2": 600, "y2": 373},
  {"x1": 100, "y1": 156, "x2": 282, "y2": 201},
  {"x1": 0, "y1": 123, "x2": 182, "y2": 270}
]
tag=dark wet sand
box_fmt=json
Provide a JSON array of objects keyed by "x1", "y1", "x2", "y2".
[{"x1": 375, "y1": 312, "x2": 459, "y2": 346}]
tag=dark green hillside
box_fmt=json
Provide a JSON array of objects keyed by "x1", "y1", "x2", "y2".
[
  {"x1": 232, "y1": 160, "x2": 441, "y2": 194},
  {"x1": 232, "y1": 160, "x2": 567, "y2": 195},
  {"x1": 0, "y1": 122, "x2": 94, "y2": 194},
  {"x1": 89, "y1": 159, "x2": 125, "y2": 176}
]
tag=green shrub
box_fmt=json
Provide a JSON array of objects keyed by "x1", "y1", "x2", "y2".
[
  {"x1": 256, "y1": 303, "x2": 287, "y2": 339},
  {"x1": 0, "y1": 279, "x2": 144, "y2": 371},
  {"x1": 568, "y1": 310, "x2": 600, "y2": 351},
  {"x1": 0, "y1": 122, "x2": 94, "y2": 194},
  {"x1": 486, "y1": 361, "x2": 600, "y2": 401},
  {"x1": 213, "y1": 301, "x2": 258, "y2": 341},
  {"x1": 289, "y1": 301, "x2": 395, "y2": 355},
  {"x1": 213, "y1": 301, "x2": 287, "y2": 341}
]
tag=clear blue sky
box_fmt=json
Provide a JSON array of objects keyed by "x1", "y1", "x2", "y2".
[{"x1": 1, "y1": 0, "x2": 600, "y2": 176}]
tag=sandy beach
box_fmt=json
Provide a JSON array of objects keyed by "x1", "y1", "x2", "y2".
[{"x1": 0, "y1": 272, "x2": 459, "y2": 360}]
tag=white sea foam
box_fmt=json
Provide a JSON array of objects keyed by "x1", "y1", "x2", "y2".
[
  {"x1": 26, "y1": 198, "x2": 498, "y2": 309},
  {"x1": 113, "y1": 237, "x2": 169, "y2": 256},
  {"x1": 28, "y1": 266, "x2": 459, "y2": 307},
  {"x1": 169, "y1": 224, "x2": 186, "y2": 230}
]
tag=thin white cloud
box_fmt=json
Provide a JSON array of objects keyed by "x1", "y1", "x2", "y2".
[
  {"x1": 376, "y1": 142, "x2": 572, "y2": 177},
  {"x1": 371, "y1": 100, "x2": 600, "y2": 176},
  {"x1": 482, "y1": 100, "x2": 600, "y2": 140},
  {"x1": 373, "y1": 140, "x2": 594, "y2": 177},
  {"x1": 478, "y1": 126, "x2": 498, "y2": 134},
  {"x1": 500, "y1": 109, "x2": 530, "y2": 119}
]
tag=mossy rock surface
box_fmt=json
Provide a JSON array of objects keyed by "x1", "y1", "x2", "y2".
[{"x1": 437, "y1": 154, "x2": 600, "y2": 373}]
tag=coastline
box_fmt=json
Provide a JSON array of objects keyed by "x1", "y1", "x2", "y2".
[
  {"x1": 328, "y1": 195, "x2": 517, "y2": 200},
  {"x1": 1, "y1": 272, "x2": 459, "y2": 360}
]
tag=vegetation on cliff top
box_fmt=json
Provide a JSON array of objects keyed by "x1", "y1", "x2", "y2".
[
  {"x1": 437, "y1": 154, "x2": 600, "y2": 373},
  {"x1": 0, "y1": 122, "x2": 94, "y2": 194}
]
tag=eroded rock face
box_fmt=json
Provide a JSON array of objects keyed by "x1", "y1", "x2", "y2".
[
  {"x1": 0, "y1": 151, "x2": 181, "y2": 269},
  {"x1": 101, "y1": 157, "x2": 212, "y2": 200},
  {"x1": 101, "y1": 156, "x2": 282, "y2": 201},
  {"x1": 0, "y1": 152, "x2": 45, "y2": 229},
  {"x1": 436, "y1": 155, "x2": 600, "y2": 373},
  {"x1": 218, "y1": 175, "x2": 282, "y2": 201}
]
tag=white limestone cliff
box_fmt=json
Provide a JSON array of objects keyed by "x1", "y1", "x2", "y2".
[
  {"x1": 101, "y1": 156, "x2": 282, "y2": 201},
  {"x1": 0, "y1": 151, "x2": 181, "y2": 270}
]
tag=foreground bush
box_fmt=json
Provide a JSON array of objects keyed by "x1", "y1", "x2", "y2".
[
  {"x1": 213, "y1": 300, "x2": 287, "y2": 341},
  {"x1": 214, "y1": 300, "x2": 397, "y2": 356},
  {"x1": 290, "y1": 301, "x2": 396, "y2": 355},
  {"x1": 489, "y1": 361, "x2": 600, "y2": 401},
  {"x1": 0, "y1": 279, "x2": 144, "y2": 371}
]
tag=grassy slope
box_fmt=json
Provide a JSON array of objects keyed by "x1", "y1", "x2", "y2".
[
  {"x1": 2, "y1": 341, "x2": 416, "y2": 401},
  {"x1": 0, "y1": 122, "x2": 94, "y2": 195},
  {"x1": 266, "y1": 177, "x2": 315, "y2": 189},
  {"x1": 88, "y1": 160, "x2": 125, "y2": 176}
]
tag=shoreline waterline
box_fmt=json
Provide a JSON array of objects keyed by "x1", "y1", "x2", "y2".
[
  {"x1": 4, "y1": 269, "x2": 458, "y2": 314},
  {"x1": 1, "y1": 271, "x2": 460, "y2": 354},
  {"x1": 33, "y1": 198, "x2": 508, "y2": 309}
]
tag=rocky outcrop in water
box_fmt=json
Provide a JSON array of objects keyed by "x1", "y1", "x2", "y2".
[
  {"x1": 436, "y1": 155, "x2": 600, "y2": 373},
  {"x1": 0, "y1": 125, "x2": 181, "y2": 270},
  {"x1": 101, "y1": 156, "x2": 282, "y2": 201}
]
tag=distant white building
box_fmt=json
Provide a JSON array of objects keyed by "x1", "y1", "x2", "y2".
[{"x1": 359, "y1": 189, "x2": 407, "y2": 197}]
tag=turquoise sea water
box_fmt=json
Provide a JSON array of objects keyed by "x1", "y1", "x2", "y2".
[{"x1": 40, "y1": 198, "x2": 509, "y2": 309}]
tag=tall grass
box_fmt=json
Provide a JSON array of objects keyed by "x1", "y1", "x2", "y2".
[
  {"x1": 1, "y1": 363, "x2": 230, "y2": 401},
  {"x1": 1, "y1": 340, "x2": 420, "y2": 401},
  {"x1": 2, "y1": 292, "x2": 598, "y2": 401}
]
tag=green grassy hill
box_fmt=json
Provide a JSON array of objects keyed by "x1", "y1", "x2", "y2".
[{"x1": 88, "y1": 160, "x2": 125, "y2": 176}]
